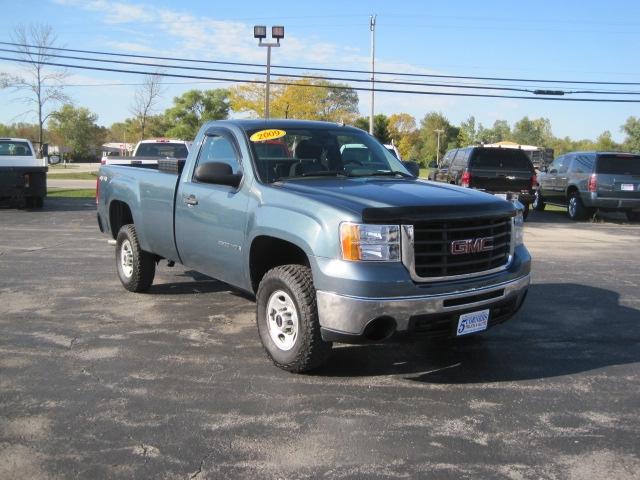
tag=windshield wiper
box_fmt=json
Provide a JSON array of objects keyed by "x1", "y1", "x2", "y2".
[
  {"x1": 299, "y1": 170, "x2": 351, "y2": 177},
  {"x1": 368, "y1": 170, "x2": 414, "y2": 178}
]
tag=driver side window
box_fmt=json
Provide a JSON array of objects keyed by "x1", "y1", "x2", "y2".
[{"x1": 194, "y1": 134, "x2": 240, "y2": 179}]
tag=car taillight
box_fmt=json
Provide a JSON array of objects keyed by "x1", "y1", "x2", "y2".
[
  {"x1": 531, "y1": 174, "x2": 537, "y2": 190},
  {"x1": 461, "y1": 171, "x2": 471, "y2": 187},
  {"x1": 96, "y1": 177, "x2": 100, "y2": 205},
  {"x1": 588, "y1": 174, "x2": 597, "y2": 192},
  {"x1": 24, "y1": 173, "x2": 30, "y2": 188}
]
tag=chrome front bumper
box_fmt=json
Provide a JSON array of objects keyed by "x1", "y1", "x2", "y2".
[{"x1": 316, "y1": 274, "x2": 530, "y2": 337}]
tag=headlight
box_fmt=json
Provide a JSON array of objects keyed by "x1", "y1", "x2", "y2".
[
  {"x1": 340, "y1": 223, "x2": 400, "y2": 261},
  {"x1": 513, "y1": 210, "x2": 524, "y2": 246}
]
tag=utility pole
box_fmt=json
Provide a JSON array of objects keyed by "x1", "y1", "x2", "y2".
[
  {"x1": 434, "y1": 128, "x2": 445, "y2": 166},
  {"x1": 369, "y1": 14, "x2": 376, "y2": 135}
]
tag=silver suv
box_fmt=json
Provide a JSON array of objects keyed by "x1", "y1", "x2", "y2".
[{"x1": 534, "y1": 152, "x2": 640, "y2": 221}]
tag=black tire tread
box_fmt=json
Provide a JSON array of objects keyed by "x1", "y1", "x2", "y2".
[
  {"x1": 116, "y1": 224, "x2": 155, "y2": 293},
  {"x1": 257, "y1": 264, "x2": 331, "y2": 373}
]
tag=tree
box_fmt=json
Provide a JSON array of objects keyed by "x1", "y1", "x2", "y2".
[
  {"x1": 458, "y1": 115, "x2": 477, "y2": 146},
  {"x1": 477, "y1": 120, "x2": 511, "y2": 144},
  {"x1": 0, "y1": 122, "x2": 41, "y2": 140},
  {"x1": 418, "y1": 112, "x2": 456, "y2": 165},
  {"x1": 353, "y1": 114, "x2": 391, "y2": 143},
  {"x1": 48, "y1": 104, "x2": 106, "y2": 161},
  {"x1": 388, "y1": 113, "x2": 419, "y2": 159},
  {"x1": 621, "y1": 116, "x2": 640, "y2": 152},
  {"x1": 130, "y1": 73, "x2": 164, "y2": 140},
  {"x1": 594, "y1": 131, "x2": 619, "y2": 152},
  {"x1": 164, "y1": 89, "x2": 230, "y2": 139},
  {"x1": 11, "y1": 24, "x2": 70, "y2": 154},
  {"x1": 230, "y1": 78, "x2": 359, "y2": 123},
  {"x1": 512, "y1": 117, "x2": 552, "y2": 146}
]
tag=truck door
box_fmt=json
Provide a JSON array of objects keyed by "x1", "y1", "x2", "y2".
[{"x1": 174, "y1": 131, "x2": 250, "y2": 287}]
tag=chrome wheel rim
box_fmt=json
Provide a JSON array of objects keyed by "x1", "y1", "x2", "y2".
[
  {"x1": 569, "y1": 197, "x2": 577, "y2": 217},
  {"x1": 120, "y1": 239, "x2": 134, "y2": 278},
  {"x1": 266, "y1": 290, "x2": 299, "y2": 351}
]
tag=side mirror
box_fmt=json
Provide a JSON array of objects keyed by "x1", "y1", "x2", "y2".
[
  {"x1": 48, "y1": 155, "x2": 60, "y2": 165},
  {"x1": 194, "y1": 162, "x2": 242, "y2": 188},
  {"x1": 402, "y1": 160, "x2": 420, "y2": 177}
]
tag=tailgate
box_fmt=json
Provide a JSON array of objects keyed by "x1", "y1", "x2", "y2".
[{"x1": 471, "y1": 168, "x2": 532, "y2": 193}]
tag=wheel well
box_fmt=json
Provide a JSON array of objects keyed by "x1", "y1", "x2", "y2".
[
  {"x1": 250, "y1": 236, "x2": 309, "y2": 293},
  {"x1": 566, "y1": 185, "x2": 579, "y2": 200},
  {"x1": 109, "y1": 200, "x2": 133, "y2": 239}
]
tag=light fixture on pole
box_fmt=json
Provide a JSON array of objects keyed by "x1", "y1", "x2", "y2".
[{"x1": 254, "y1": 25, "x2": 284, "y2": 120}]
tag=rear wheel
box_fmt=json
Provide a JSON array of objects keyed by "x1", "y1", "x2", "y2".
[
  {"x1": 567, "y1": 192, "x2": 592, "y2": 221},
  {"x1": 256, "y1": 265, "x2": 332, "y2": 373},
  {"x1": 532, "y1": 190, "x2": 545, "y2": 211},
  {"x1": 627, "y1": 211, "x2": 640, "y2": 222},
  {"x1": 115, "y1": 224, "x2": 156, "y2": 292}
]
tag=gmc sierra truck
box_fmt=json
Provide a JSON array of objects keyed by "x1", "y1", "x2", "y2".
[{"x1": 97, "y1": 120, "x2": 531, "y2": 372}]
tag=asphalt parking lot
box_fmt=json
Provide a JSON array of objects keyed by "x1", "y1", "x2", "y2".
[{"x1": 1, "y1": 199, "x2": 639, "y2": 479}]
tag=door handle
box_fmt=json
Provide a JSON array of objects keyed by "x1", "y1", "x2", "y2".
[{"x1": 184, "y1": 194, "x2": 198, "y2": 206}]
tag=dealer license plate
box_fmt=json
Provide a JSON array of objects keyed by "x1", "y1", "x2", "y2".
[
  {"x1": 621, "y1": 184, "x2": 635, "y2": 191},
  {"x1": 456, "y1": 309, "x2": 489, "y2": 336}
]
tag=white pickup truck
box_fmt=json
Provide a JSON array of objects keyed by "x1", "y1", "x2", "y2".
[
  {"x1": 0, "y1": 138, "x2": 47, "y2": 208},
  {"x1": 101, "y1": 139, "x2": 193, "y2": 168}
]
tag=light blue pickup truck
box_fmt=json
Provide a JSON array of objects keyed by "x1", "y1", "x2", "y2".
[{"x1": 97, "y1": 119, "x2": 531, "y2": 372}]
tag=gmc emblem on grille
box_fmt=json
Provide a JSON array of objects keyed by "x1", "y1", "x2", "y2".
[{"x1": 450, "y1": 237, "x2": 494, "y2": 255}]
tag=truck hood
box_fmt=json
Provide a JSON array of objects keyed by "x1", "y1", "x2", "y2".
[{"x1": 276, "y1": 177, "x2": 516, "y2": 222}]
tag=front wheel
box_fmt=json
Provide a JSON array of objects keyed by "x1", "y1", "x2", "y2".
[
  {"x1": 256, "y1": 265, "x2": 332, "y2": 373},
  {"x1": 115, "y1": 224, "x2": 156, "y2": 292}
]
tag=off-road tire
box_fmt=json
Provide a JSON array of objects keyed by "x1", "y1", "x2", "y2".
[
  {"x1": 532, "y1": 190, "x2": 545, "y2": 211},
  {"x1": 567, "y1": 192, "x2": 592, "y2": 221},
  {"x1": 115, "y1": 224, "x2": 155, "y2": 292},
  {"x1": 256, "y1": 265, "x2": 332, "y2": 373}
]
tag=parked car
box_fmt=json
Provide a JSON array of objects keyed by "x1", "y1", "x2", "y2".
[
  {"x1": 0, "y1": 137, "x2": 47, "y2": 208},
  {"x1": 430, "y1": 146, "x2": 537, "y2": 219},
  {"x1": 534, "y1": 151, "x2": 640, "y2": 221},
  {"x1": 97, "y1": 120, "x2": 530, "y2": 373},
  {"x1": 101, "y1": 138, "x2": 193, "y2": 168}
]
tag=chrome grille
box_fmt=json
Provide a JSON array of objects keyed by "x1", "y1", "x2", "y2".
[{"x1": 409, "y1": 216, "x2": 512, "y2": 280}]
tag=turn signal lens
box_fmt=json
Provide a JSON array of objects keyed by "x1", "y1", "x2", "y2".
[
  {"x1": 588, "y1": 174, "x2": 597, "y2": 192},
  {"x1": 340, "y1": 223, "x2": 400, "y2": 262}
]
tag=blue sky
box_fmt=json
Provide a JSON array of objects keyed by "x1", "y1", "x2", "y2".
[{"x1": 2, "y1": 0, "x2": 639, "y2": 141}]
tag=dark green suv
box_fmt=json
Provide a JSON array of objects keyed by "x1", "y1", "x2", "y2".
[{"x1": 534, "y1": 151, "x2": 640, "y2": 221}]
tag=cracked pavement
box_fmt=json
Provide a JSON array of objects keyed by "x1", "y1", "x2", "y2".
[{"x1": 1, "y1": 198, "x2": 639, "y2": 479}]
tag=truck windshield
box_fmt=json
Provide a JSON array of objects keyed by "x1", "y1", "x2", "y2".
[
  {"x1": 135, "y1": 143, "x2": 188, "y2": 158},
  {"x1": 596, "y1": 155, "x2": 640, "y2": 175},
  {"x1": 471, "y1": 149, "x2": 533, "y2": 170},
  {"x1": 247, "y1": 127, "x2": 409, "y2": 183},
  {"x1": 0, "y1": 141, "x2": 33, "y2": 156}
]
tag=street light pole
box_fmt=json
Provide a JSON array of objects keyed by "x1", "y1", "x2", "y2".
[
  {"x1": 434, "y1": 128, "x2": 444, "y2": 166},
  {"x1": 254, "y1": 25, "x2": 284, "y2": 120},
  {"x1": 369, "y1": 14, "x2": 376, "y2": 136}
]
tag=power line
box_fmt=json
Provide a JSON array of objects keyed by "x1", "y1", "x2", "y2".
[
  {"x1": 4, "y1": 46, "x2": 640, "y2": 97},
  {"x1": 4, "y1": 55, "x2": 640, "y2": 103},
  {"x1": 3, "y1": 40, "x2": 640, "y2": 86}
]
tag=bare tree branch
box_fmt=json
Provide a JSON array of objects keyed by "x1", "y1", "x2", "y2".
[
  {"x1": 10, "y1": 23, "x2": 71, "y2": 153},
  {"x1": 130, "y1": 73, "x2": 165, "y2": 140}
]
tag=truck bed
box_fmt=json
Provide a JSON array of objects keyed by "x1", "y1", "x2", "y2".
[{"x1": 98, "y1": 163, "x2": 182, "y2": 261}]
